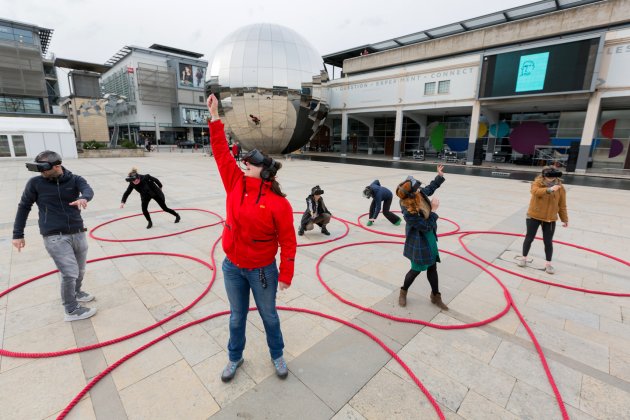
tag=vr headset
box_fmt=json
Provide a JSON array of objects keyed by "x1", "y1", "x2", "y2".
[
  {"x1": 25, "y1": 160, "x2": 61, "y2": 172},
  {"x1": 242, "y1": 149, "x2": 277, "y2": 181},
  {"x1": 125, "y1": 175, "x2": 139, "y2": 182},
  {"x1": 363, "y1": 186, "x2": 373, "y2": 199},
  {"x1": 311, "y1": 185, "x2": 324, "y2": 195},
  {"x1": 404, "y1": 175, "x2": 422, "y2": 197},
  {"x1": 542, "y1": 168, "x2": 562, "y2": 178}
]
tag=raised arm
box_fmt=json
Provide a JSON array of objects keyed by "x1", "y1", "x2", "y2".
[{"x1": 207, "y1": 94, "x2": 242, "y2": 191}]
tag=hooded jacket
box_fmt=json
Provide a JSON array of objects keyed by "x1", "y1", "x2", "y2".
[
  {"x1": 13, "y1": 167, "x2": 94, "y2": 239},
  {"x1": 368, "y1": 180, "x2": 393, "y2": 219},
  {"x1": 209, "y1": 120, "x2": 297, "y2": 285},
  {"x1": 527, "y1": 176, "x2": 568, "y2": 223}
]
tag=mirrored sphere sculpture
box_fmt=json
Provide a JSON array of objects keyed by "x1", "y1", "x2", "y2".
[{"x1": 209, "y1": 23, "x2": 328, "y2": 154}]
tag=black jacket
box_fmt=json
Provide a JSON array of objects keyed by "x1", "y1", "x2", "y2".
[
  {"x1": 300, "y1": 195, "x2": 331, "y2": 227},
  {"x1": 13, "y1": 167, "x2": 94, "y2": 239},
  {"x1": 121, "y1": 174, "x2": 164, "y2": 203}
]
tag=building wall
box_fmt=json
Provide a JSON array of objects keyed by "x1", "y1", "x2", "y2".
[{"x1": 343, "y1": 0, "x2": 630, "y2": 75}]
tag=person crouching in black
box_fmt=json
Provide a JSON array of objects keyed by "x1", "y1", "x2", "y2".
[
  {"x1": 298, "y1": 185, "x2": 332, "y2": 236},
  {"x1": 120, "y1": 167, "x2": 180, "y2": 229}
]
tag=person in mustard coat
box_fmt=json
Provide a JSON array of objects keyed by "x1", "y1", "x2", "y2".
[{"x1": 517, "y1": 167, "x2": 568, "y2": 274}]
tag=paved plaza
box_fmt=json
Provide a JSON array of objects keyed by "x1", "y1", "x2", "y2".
[{"x1": 1, "y1": 151, "x2": 630, "y2": 419}]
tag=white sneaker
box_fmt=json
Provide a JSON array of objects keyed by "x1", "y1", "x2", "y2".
[
  {"x1": 516, "y1": 256, "x2": 527, "y2": 267},
  {"x1": 76, "y1": 291, "x2": 95, "y2": 302},
  {"x1": 545, "y1": 265, "x2": 555, "y2": 274},
  {"x1": 64, "y1": 306, "x2": 97, "y2": 322}
]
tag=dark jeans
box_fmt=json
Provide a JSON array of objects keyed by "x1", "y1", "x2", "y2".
[
  {"x1": 222, "y1": 258, "x2": 284, "y2": 362},
  {"x1": 141, "y1": 196, "x2": 179, "y2": 222},
  {"x1": 370, "y1": 197, "x2": 401, "y2": 224},
  {"x1": 302, "y1": 213, "x2": 331, "y2": 230},
  {"x1": 43, "y1": 232, "x2": 89, "y2": 313},
  {"x1": 522, "y1": 218, "x2": 556, "y2": 261}
]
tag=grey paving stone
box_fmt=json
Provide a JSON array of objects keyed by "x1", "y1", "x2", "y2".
[
  {"x1": 289, "y1": 324, "x2": 393, "y2": 412},
  {"x1": 209, "y1": 372, "x2": 334, "y2": 420}
]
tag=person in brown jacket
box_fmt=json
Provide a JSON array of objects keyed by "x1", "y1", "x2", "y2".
[{"x1": 517, "y1": 167, "x2": 568, "y2": 274}]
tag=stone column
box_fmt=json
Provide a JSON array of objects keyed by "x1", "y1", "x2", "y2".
[
  {"x1": 576, "y1": 91, "x2": 601, "y2": 174},
  {"x1": 393, "y1": 107, "x2": 403, "y2": 161},
  {"x1": 466, "y1": 100, "x2": 481, "y2": 166},
  {"x1": 340, "y1": 111, "x2": 348, "y2": 157}
]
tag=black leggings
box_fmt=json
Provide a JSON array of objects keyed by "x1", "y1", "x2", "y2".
[
  {"x1": 522, "y1": 218, "x2": 556, "y2": 261},
  {"x1": 369, "y1": 197, "x2": 401, "y2": 224},
  {"x1": 141, "y1": 196, "x2": 179, "y2": 223},
  {"x1": 401, "y1": 264, "x2": 439, "y2": 294}
]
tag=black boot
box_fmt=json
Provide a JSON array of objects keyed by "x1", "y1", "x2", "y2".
[
  {"x1": 146, "y1": 221, "x2": 153, "y2": 229},
  {"x1": 298, "y1": 227, "x2": 304, "y2": 236},
  {"x1": 174, "y1": 214, "x2": 181, "y2": 223},
  {"x1": 321, "y1": 226, "x2": 330, "y2": 236}
]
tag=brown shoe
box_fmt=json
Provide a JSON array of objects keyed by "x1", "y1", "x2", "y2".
[
  {"x1": 398, "y1": 289, "x2": 407, "y2": 307},
  {"x1": 430, "y1": 292, "x2": 449, "y2": 310}
]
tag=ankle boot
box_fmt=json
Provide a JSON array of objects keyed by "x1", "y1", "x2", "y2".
[
  {"x1": 430, "y1": 292, "x2": 449, "y2": 310},
  {"x1": 398, "y1": 289, "x2": 407, "y2": 307}
]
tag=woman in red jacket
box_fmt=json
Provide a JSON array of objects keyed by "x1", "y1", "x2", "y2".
[{"x1": 207, "y1": 94, "x2": 297, "y2": 382}]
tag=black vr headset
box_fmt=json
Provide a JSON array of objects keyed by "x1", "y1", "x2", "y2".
[
  {"x1": 403, "y1": 175, "x2": 422, "y2": 198},
  {"x1": 125, "y1": 175, "x2": 139, "y2": 182},
  {"x1": 311, "y1": 185, "x2": 324, "y2": 195},
  {"x1": 363, "y1": 186, "x2": 373, "y2": 199},
  {"x1": 25, "y1": 160, "x2": 61, "y2": 172},
  {"x1": 242, "y1": 149, "x2": 277, "y2": 181},
  {"x1": 542, "y1": 168, "x2": 563, "y2": 178}
]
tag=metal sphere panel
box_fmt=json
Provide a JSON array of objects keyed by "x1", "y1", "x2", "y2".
[{"x1": 210, "y1": 23, "x2": 325, "y2": 154}]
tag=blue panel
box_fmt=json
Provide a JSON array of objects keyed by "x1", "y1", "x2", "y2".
[
  {"x1": 445, "y1": 138, "x2": 469, "y2": 152},
  {"x1": 515, "y1": 52, "x2": 549, "y2": 92}
]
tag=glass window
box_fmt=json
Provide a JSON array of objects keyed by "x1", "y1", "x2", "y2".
[
  {"x1": 424, "y1": 82, "x2": 436, "y2": 95},
  {"x1": 438, "y1": 80, "x2": 451, "y2": 94},
  {"x1": 12, "y1": 135, "x2": 26, "y2": 157},
  {"x1": 0, "y1": 135, "x2": 10, "y2": 157}
]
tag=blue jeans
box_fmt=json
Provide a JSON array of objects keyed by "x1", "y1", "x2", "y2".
[
  {"x1": 43, "y1": 232, "x2": 89, "y2": 314},
  {"x1": 222, "y1": 258, "x2": 284, "y2": 362}
]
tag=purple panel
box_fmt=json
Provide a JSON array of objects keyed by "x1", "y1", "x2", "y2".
[
  {"x1": 609, "y1": 139, "x2": 624, "y2": 158},
  {"x1": 509, "y1": 121, "x2": 550, "y2": 155}
]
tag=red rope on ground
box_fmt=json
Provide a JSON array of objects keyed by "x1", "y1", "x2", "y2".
[
  {"x1": 356, "y1": 212, "x2": 460, "y2": 238},
  {"x1": 57, "y1": 306, "x2": 445, "y2": 420},
  {"x1": 89, "y1": 208, "x2": 224, "y2": 242},
  {"x1": 458, "y1": 231, "x2": 630, "y2": 297},
  {"x1": 0, "y1": 239, "x2": 220, "y2": 358},
  {"x1": 315, "y1": 240, "x2": 511, "y2": 328}
]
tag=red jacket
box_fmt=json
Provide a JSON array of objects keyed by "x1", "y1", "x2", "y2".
[
  {"x1": 209, "y1": 120, "x2": 297, "y2": 284},
  {"x1": 231, "y1": 143, "x2": 239, "y2": 157}
]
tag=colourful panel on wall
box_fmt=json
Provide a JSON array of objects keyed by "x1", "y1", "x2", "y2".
[
  {"x1": 509, "y1": 121, "x2": 550, "y2": 155},
  {"x1": 477, "y1": 123, "x2": 488, "y2": 138},
  {"x1": 489, "y1": 121, "x2": 510, "y2": 138},
  {"x1": 609, "y1": 139, "x2": 624, "y2": 158},
  {"x1": 445, "y1": 138, "x2": 468, "y2": 152},
  {"x1": 601, "y1": 119, "x2": 617, "y2": 139},
  {"x1": 429, "y1": 123, "x2": 445, "y2": 151}
]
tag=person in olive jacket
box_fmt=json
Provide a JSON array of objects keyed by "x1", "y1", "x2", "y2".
[
  {"x1": 517, "y1": 166, "x2": 568, "y2": 274},
  {"x1": 120, "y1": 168, "x2": 180, "y2": 229}
]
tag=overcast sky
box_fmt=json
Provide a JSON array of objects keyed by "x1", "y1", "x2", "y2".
[{"x1": 3, "y1": 0, "x2": 534, "y2": 95}]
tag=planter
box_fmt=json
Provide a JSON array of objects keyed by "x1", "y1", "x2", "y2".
[{"x1": 80, "y1": 149, "x2": 146, "y2": 158}]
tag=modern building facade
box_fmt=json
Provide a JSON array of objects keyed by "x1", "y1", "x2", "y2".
[
  {"x1": 321, "y1": 0, "x2": 630, "y2": 174},
  {"x1": 101, "y1": 44, "x2": 209, "y2": 146},
  {"x1": 0, "y1": 18, "x2": 75, "y2": 159}
]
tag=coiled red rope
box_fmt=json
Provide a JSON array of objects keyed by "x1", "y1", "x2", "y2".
[{"x1": 8, "y1": 210, "x2": 628, "y2": 419}]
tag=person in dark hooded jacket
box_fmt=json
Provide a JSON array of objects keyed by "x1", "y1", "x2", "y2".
[
  {"x1": 363, "y1": 180, "x2": 401, "y2": 226},
  {"x1": 120, "y1": 167, "x2": 180, "y2": 229},
  {"x1": 12, "y1": 150, "x2": 97, "y2": 322}
]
